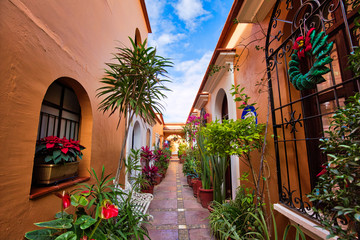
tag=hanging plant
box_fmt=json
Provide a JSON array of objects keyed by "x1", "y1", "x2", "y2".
[{"x1": 288, "y1": 28, "x2": 334, "y2": 90}]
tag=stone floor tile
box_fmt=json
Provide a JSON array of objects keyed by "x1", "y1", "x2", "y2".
[
  {"x1": 147, "y1": 229, "x2": 178, "y2": 240},
  {"x1": 183, "y1": 199, "x2": 202, "y2": 209},
  {"x1": 185, "y1": 210, "x2": 210, "y2": 225},
  {"x1": 149, "y1": 199, "x2": 177, "y2": 209},
  {"x1": 155, "y1": 185, "x2": 177, "y2": 191},
  {"x1": 153, "y1": 190, "x2": 177, "y2": 200},
  {"x1": 189, "y1": 228, "x2": 214, "y2": 240},
  {"x1": 149, "y1": 211, "x2": 178, "y2": 225}
]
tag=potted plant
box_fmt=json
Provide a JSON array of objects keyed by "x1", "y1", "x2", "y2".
[
  {"x1": 33, "y1": 136, "x2": 85, "y2": 185},
  {"x1": 196, "y1": 131, "x2": 214, "y2": 207},
  {"x1": 141, "y1": 165, "x2": 159, "y2": 194}
]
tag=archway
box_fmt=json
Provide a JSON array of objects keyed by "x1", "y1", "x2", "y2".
[
  {"x1": 132, "y1": 121, "x2": 142, "y2": 150},
  {"x1": 214, "y1": 88, "x2": 232, "y2": 199},
  {"x1": 166, "y1": 134, "x2": 184, "y2": 156}
]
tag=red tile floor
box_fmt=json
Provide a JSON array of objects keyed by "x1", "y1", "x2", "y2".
[{"x1": 146, "y1": 157, "x2": 214, "y2": 240}]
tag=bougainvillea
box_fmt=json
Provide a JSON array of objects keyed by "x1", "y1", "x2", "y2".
[{"x1": 183, "y1": 113, "x2": 209, "y2": 143}]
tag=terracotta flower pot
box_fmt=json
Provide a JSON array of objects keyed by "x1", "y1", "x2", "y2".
[
  {"x1": 154, "y1": 176, "x2": 161, "y2": 185},
  {"x1": 196, "y1": 181, "x2": 202, "y2": 198},
  {"x1": 192, "y1": 179, "x2": 202, "y2": 197},
  {"x1": 141, "y1": 185, "x2": 154, "y2": 194},
  {"x1": 199, "y1": 188, "x2": 213, "y2": 208}
]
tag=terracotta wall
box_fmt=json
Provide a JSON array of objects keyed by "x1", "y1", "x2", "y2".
[
  {"x1": 228, "y1": 13, "x2": 313, "y2": 238},
  {"x1": 0, "y1": 0, "x2": 149, "y2": 238}
]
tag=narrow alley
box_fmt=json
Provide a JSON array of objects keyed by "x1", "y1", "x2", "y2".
[{"x1": 147, "y1": 157, "x2": 213, "y2": 240}]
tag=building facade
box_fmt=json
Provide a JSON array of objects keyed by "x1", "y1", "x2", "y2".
[
  {"x1": 189, "y1": 0, "x2": 359, "y2": 238},
  {"x1": 0, "y1": 0, "x2": 152, "y2": 238}
]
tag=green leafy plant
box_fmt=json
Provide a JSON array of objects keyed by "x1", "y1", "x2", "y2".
[
  {"x1": 25, "y1": 166, "x2": 119, "y2": 240},
  {"x1": 209, "y1": 185, "x2": 261, "y2": 239},
  {"x1": 97, "y1": 37, "x2": 173, "y2": 186},
  {"x1": 308, "y1": 93, "x2": 360, "y2": 240},
  {"x1": 25, "y1": 166, "x2": 150, "y2": 240},
  {"x1": 197, "y1": 132, "x2": 212, "y2": 189},
  {"x1": 244, "y1": 209, "x2": 306, "y2": 240}
]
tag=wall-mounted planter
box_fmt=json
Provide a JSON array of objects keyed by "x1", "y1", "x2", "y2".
[{"x1": 33, "y1": 161, "x2": 79, "y2": 185}]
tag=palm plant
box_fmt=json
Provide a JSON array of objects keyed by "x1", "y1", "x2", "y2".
[{"x1": 97, "y1": 37, "x2": 173, "y2": 185}]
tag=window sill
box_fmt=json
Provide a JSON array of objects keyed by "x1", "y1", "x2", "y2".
[
  {"x1": 29, "y1": 176, "x2": 90, "y2": 200},
  {"x1": 274, "y1": 203, "x2": 337, "y2": 240}
]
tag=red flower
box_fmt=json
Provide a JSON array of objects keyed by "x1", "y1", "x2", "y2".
[
  {"x1": 46, "y1": 143, "x2": 55, "y2": 149},
  {"x1": 80, "y1": 236, "x2": 95, "y2": 240},
  {"x1": 100, "y1": 200, "x2": 118, "y2": 219},
  {"x1": 293, "y1": 28, "x2": 315, "y2": 59},
  {"x1": 316, "y1": 165, "x2": 327, "y2": 177},
  {"x1": 55, "y1": 191, "x2": 71, "y2": 209}
]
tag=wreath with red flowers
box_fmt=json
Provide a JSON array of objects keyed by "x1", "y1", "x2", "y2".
[{"x1": 288, "y1": 28, "x2": 334, "y2": 90}]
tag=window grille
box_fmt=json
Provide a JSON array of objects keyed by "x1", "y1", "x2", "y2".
[
  {"x1": 37, "y1": 81, "x2": 81, "y2": 141},
  {"x1": 265, "y1": 0, "x2": 360, "y2": 220}
]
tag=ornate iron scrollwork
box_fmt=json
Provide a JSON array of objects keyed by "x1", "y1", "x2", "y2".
[{"x1": 285, "y1": 111, "x2": 303, "y2": 133}]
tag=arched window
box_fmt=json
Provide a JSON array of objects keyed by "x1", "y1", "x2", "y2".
[
  {"x1": 30, "y1": 79, "x2": 92, "y2": 198},
  {"x1": 37, "y1": 81, "x2": 81, "y2": 140}
]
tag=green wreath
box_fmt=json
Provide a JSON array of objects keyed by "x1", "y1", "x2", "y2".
[{"x1": 288, "y1": 28, "x2": 334, "y2": 91}]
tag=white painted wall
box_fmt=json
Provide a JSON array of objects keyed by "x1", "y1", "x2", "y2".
[{"x1": 125, "y1": 114, "x2": 153, "y2": 183}]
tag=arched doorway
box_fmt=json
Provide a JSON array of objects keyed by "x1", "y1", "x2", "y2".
[
  {"x1": 132, "y1": 121, "x2": 141, "y2": 150},
  {"x1": 215, "y1": 88, "x2": 232, "y2": 199},
  {"x1": 166, "y1": 134, "x2": 183, "y2": 155}
]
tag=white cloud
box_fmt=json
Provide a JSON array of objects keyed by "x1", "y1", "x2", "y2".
[
  {"x1": 163, "y1": 51, "x2": 213, "y2": 122},
  {"x1": 149, "y1": 33, "x2": 186, "y2": 58},
  {"x1": 174, "y1": 0, "x2": 211, "y2": 30}
]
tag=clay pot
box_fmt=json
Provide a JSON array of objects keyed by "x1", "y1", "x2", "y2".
[
  {"x1": 154, "y1": 176, "x2": 161, "y2": 185},
  {"x1": 199, "y1": 188, "x2": 213, "y2": 208},
  {"x1": 141, "y1": 185, "x2": 154, "y2": 194},
  {"x1": 192, "y1": 179, "x2": 202, "y2": 198}
]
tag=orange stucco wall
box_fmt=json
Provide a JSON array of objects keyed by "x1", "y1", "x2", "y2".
[
  {"x1": 0, "y1": 0, "x2": 149, "y2": 238},
  {"x1": 198, "y1": 4, "x2": 315, "y2": 237}
]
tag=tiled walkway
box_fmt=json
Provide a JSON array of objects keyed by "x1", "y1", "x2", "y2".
[{"x1": 147, "y1": 157, "x2": 214, "y2": 240}]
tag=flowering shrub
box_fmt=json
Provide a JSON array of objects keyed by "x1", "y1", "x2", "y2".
[
  {"x1": 154, "y1": 148, "x2": 170, "y2": 174},
  {"x1": 140, "y1": 146, "x2": 154, "y2": 168},
  {"x1": 142, "y1": 165, "x2": 159, "y2": 185},
  {"x1": 25, "y1": 167, "x2": 118, "y2": 240},
  {"x1": 308, "y1": 93, "x2": 360, "y2": 239},
  {"x1": 183, "y1": 113, "x2": 209, "y2": 143},
  {"x1": 35, "y1": 136, "x2": 85, "y2": 164}
]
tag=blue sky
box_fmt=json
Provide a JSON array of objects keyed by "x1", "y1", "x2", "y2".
[{"x1": 145, "y1": 0, "x2": 234, "y2": 123}]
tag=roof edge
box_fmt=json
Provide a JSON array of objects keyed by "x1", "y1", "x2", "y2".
[{"x1": 140, "y1": 0, "x2": 152, "y2": 33}]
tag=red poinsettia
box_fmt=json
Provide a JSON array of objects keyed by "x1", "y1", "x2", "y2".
[
  {"x1": 35, "y1": 136, "x2": 85, "y2": 164},
  {"x1": 293, "y1": 28, "x2": 315, "y2": 59},
  {"x1": 100, "y1": 200, "x2": 118, "y2": 219},
  {"x1": 55, "y1": 191, "x2": 71, "y2": 209}
]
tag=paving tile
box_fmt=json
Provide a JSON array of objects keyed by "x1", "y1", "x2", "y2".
[
  {"x1": 155, "y1": 185, "x2": 177, "y2": 191},
  {"x1": 149, "y1": 211, "x2": 178, "y2": 225},
  {"x1": 153, "y1": 190, "x2": 177, "y2": 200},
  {"x1": 185, "y1": 210, "x2": 210, "y2": 225},
  {"x1": 147, "y1": 229, "x2": 178, "y2": 239},
  {"x1": 183, "y1": 199, "x2": 202, "y2": 209},
  {"x1": 149, "y1": 199, "x2": 177, "y2": 209},
  {"x1": 189, "y1": 228, "x2": 214, "y2": 240}
]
